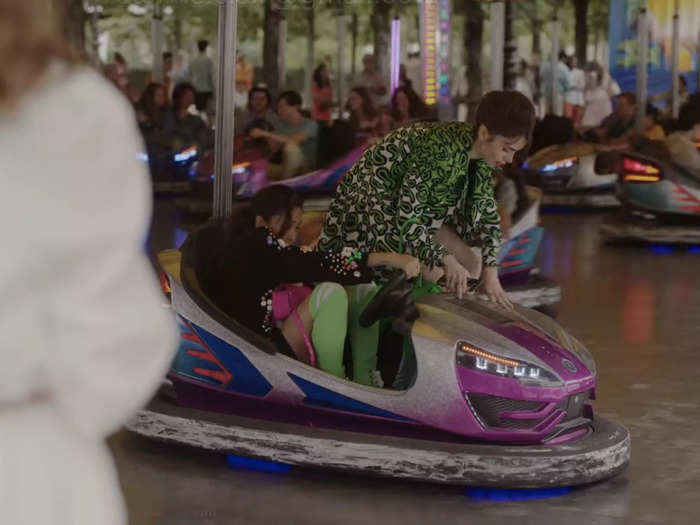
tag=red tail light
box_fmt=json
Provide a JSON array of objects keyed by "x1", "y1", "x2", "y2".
[
  {"x1": 622, "y1": 157, "x2": 661, "y2": 183},
  {"x1": 159, "y1": 270, "x2": 172, "y2": 295}
]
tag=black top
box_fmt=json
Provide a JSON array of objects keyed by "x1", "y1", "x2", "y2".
[{"x1": 203, "y1": 227, "x2": 374, "y2": 339}]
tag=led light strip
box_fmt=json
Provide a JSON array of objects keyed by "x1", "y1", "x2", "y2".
[
  {"x1": 459, "y1": 343, "x2": 519, "y2": 368},
  {"x1": 421, "y1": 0, "x2": 438, "y2": 105},
  {"x1": 623, "y1": 174, "x2": 660, "y2": 182}
]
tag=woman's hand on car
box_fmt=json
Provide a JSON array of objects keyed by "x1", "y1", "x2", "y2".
[{"x1": 442, "y1": 254, "x2": 470, "y2": 299}]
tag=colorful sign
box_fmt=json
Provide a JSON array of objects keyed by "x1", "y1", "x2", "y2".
[
  {"x1": 420, "y1": 0, "x2": 451, "y2": 106},
  {"x1": 609, "y1": 0, "x2": 700, "y2": 97}
]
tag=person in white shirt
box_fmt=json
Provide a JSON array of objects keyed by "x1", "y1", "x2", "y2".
[
  {"x1": 564, "y1": 55, "x2": 586, "y2": 126},
  {"x1": 0, "y1": 2, "x2": 177, "y2": 523},
  {"x1": 187, "y1": 39, "x2": 215, "y2": 113},
  {"x1": 580, "y1": 68, "x2": 613, "y2": 130}
]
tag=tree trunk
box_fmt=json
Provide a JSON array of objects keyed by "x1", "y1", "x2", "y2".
[
  {"x1": 504, "y1": 1, "x2": 517, "y2": 89},
  {"x1": 263, "y1": 0, "x2": 285, "y2": 94},
  {"x1": 573, "y1": 0, "x2": 588, "y2": 64},
  {"x1": 61, "y1": 0, "x2": 86, "y2": 56},
  {"x1": 173, "y1": 5, "x2": 183, "y2": 51},
  {"x1": 465, "y1": 0, "x2": 484, "y2": 123},
  {"x1": 350, "y1": 11, "x2": 358, "y2": 85},
  {"x1": 372, "y1": 0, "x2": 393, "y2": 93},
  {"x1": 305, "y1": 1, "x2": 315, "y2": 109}
]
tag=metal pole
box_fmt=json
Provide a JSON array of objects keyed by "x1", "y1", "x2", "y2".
[
  {"x1": 278, "y1": 17, "x2": 287, "y2": 91},
  {"x1": 151, "y1": 1, "x2": 164, "y2": 83},
  {"x1": 390, "y1": 17, "x2": 401, "y2": 95},
  {"x1": 213, "y1": 0, "x2": 238, "y2": 219},
  {"x1": 636, "y1": 8, "x2": 648, "y2": 134},
  {"x1": 490, "y1": 1, "x2": 505, "y2": 91},
  {"x1": 670, "y1": 0, "x2": 681, "y2": 118},
  {"x1": 90, "y1": 3, "x2": 100, "y2": 65},
  {"x1": 336, "y1": 11, "x2": 345, "y2": 117},
  {"x1": 550, "y1": 16, "x2": 560, "y2": 115}
]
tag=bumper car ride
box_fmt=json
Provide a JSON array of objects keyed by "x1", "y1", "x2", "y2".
[
  {"x1": 127, "y1": 229, "x2": 629, "y2": 488},
  {"x1": 524, "y1": 144, "x2": 620, "y2": 208},
  {"x1": 599, "y1": 152, "x2": 700, "y2": 244}
]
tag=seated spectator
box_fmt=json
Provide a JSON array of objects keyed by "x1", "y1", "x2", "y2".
[
  {"x1": 666, "y1": 94, "x2": 700, "y2": 177},
  {"x1": 311, "y1": 63, "x2": 333, "y2": 124},
  {"x1": 374, "y1": 105, "x2": 394, "y2": 138},
  {"x1": 643, "y1": 103, "x2": 666, "y2": 141},
  {"x1": 136, "y1": 82, "x2": 168, "y2": 131},
  {"x1": 651, "y1": 75, "x2": 690, "y2": 118},
  {"x1": 391, "y1": 85, "x2": 428, "y2": 128},
  {"x1": 347, "y1": 87, "x2": 377, "y2": 141},
  {"x1": 235, "y1": 84, "x2": 279, "y2": 135},
  {"x1": 250, "y1": 91, "x2": 320, "y2": 180},
  {"x1": 582, "y1": 91, "x2": 636, "y2": 143},
  {"x1": 163, "y1": 82, "x2": 212, "y2": 149}
]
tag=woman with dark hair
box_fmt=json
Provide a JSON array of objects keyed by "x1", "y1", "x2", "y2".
[
  {"x1": 666, "y1": 94, "x2": 700, "y2": 176},
  {"x1": 391, "y1": 85, "x2": 428, "y2": 128},
  {"x1": 203, "y1": 186, "x2": 419, "y2": 385},
  {"x1": 321, "y1": 91, "x2": 536, "y2": 308},
  {"x1": 136, "y1": 82, "x2": 167, "y2": 130},
  {"x1": 0, "y1": 1, "x2": 176, "y2": 523},
  {"x1": 235, "y1": 84, "x2": 279, "y2": 135},
  {"x1": 347, "y1": 87, "x2": 377, "y2": 139},
  {"x1": 163, "y1": 82, "x2": 211, "y2": 148},
  {"x1": 311, "y1": 63, "x2": 333, "y2": 124}
]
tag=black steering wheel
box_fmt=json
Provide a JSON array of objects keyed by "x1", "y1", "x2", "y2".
[{"x1": 359, "y1": 273, "x2": 419, "y2": 329}]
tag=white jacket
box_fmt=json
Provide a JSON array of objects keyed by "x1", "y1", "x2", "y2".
[{"x1": 0, "y1": 67, "x2": 177, "y2": 524}]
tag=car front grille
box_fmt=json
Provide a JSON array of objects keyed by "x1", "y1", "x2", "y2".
[{"x1": 466, "y1": 391, "x2": 591, "y2": 431}]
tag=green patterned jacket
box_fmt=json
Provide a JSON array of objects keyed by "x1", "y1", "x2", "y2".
[{"x1": 319, "y1": 121, "x2": 502, "y2": 268}]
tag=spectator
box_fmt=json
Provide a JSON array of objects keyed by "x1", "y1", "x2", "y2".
[
  {"x1": 651, "y1": 75, "x2": 690, "y2": 118},
  {"x1": 580, "y1": 67, "x2": 613, "y2": 129},
  {"x1": 235, "y1": 53, "x2": 254, "y2": 110},
  {"x1": 136, "y1": 82, "x2": 168, "y2": 131},
  {"x1": 583, "y1": 92, "x2": 636, "y2": 143},
  {"x1": 374, "y1": 105, "x2": 394, "y2": 138},
  {"x1": 359, "y1": 54, "x2": 388, "y2": 108},
  {"x1": 539, "y1": 51, "x2": 570, "y2": 116},
  {"x1": 564, "y1": 55, "x2": 586, "y2": 126},
  {"x1": 347, "y1": 87, "x2": 377, "y2": 140},
  {"x1": 161, "y1": 51, "x2": 173, "y2": 97},
  {"x1": 171, "y1": 50, "x2": 189, "y2": 88},
  {"x1": 312, "y1": 63, "x2": 333, "y2": 124},
  {"x1": 188, "y1": 39, "x2": 215, "y2": 114},
  {"x1": 514, "y1": 60, "x2": 534, "y2": 104},
  {"x1": 236, "y1": 84, "x2": 280, "y2": 135},
  {"x1": 250, "y1": 90, "x2": 320, "y2": 180},
  {"x1": 666, "y1": 94, "x2": 700, "y2": 176},
  {"x1": 643, "y1": 103, "x2": 666, "y2": 141},
  {"x1": 163, "y1": 82, "x2": 211, "y2": 148},
  {"x1": 391, "y1": 85, "x2": 428, "y2": 128}
]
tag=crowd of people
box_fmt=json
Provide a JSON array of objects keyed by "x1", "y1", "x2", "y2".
[{"x1": 103, "y1": 45, "x2": 436, "y2": 181}]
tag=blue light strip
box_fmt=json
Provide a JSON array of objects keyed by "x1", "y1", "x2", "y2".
[
  {"x1": 226, "y1": 454, "x2": 291, "y2": 474},
  {"x1": 466, "y1": 486, "x2": 572, "y2": 501}
]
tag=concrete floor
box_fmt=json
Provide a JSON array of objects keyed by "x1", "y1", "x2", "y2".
[{"x1": 112, "y1": 203, "x2": 700, "y2": 524}]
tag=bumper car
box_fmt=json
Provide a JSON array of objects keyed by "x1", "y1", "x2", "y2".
[
  {"x1": 524, "y1": 143, "x2": 620, "y2": 208},
  {"x1": 141, "y1": 143, "x2": 199, "y2": 195},
  {"x1": 599, "y1": 152, "x2": 700, "y2": 244},
  {"x1": 127, "y1": 225, "x2": 629, "y2": 488}
]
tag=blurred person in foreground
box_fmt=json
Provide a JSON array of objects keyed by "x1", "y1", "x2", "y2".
[{"x1": 0, "y1": 2, "x2": 177, "y2": 523}]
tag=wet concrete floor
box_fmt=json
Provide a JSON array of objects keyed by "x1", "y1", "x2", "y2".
[{"x1": 111, "y1": 202, "x2": 700, "y2": 524}]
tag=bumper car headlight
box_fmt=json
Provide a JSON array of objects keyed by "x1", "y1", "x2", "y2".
[{"x1": 457, "y1": 342, "x2": 563, "y2": 387}]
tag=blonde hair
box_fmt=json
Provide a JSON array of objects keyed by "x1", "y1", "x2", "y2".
[{"x1": 0, "y1": 0, "x2": 73, "y2": 111}]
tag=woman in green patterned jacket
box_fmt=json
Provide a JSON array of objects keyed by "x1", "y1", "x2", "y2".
[{"x1": 319, "y1": 91, "x2": 535, "y2": 308}]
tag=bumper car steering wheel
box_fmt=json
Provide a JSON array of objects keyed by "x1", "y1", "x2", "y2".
[{"x1": 359, "y1": 274, "x2": 420, "y2": 334}]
